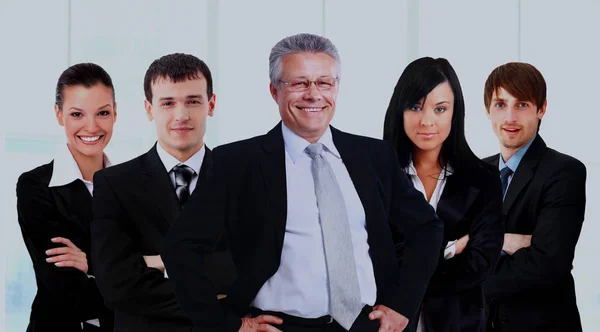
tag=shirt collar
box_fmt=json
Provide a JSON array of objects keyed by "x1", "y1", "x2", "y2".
[
  {"x1": 405, "y1": 159, "x2": 454, "y2": 178},
  {"x1": 49, "y1": 143, "x2": 112, "y2": 187},
  {"x1": 281, "y1": 122, "x2": 340, "y2": 163},
  {"x1": 156, "y1": 142, "x2": 205, "y2": 175},
  {"x1": 499, "y1": 134, "x2": 536, "y2": 172}
]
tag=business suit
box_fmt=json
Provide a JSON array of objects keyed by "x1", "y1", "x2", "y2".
[
  {"x1": 17, "y1": 161, "x2": 113, "y2": 332},
  {"x1": 162, "y1": 123, "x2": 444, "y2": 332},
  {"x1": 91, "y1": 145, "x2": 235, "y2": 332},
  {"x1": 407, "y1": 164, "x2": 504, "y2": 332},
  {"x1": 483, "y1": 135, "x2": 586, "y2": 332}
]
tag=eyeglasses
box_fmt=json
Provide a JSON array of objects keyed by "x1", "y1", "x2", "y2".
[{"x1": 279, "y1": 77, "x2": 339, "y2": 92}]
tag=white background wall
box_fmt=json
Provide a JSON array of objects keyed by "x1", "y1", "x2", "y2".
[{"x1": 1, "y1": 1, "x2": 598, "y2": 331}]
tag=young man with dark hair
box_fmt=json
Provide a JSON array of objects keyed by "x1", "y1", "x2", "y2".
[{"x1": 91, "y1": 53, "x2": 235, "y2": 332}]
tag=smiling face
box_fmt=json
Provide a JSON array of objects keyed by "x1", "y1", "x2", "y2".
[
  {"x1": 269, "y1": 52, "x2": 338, "y2": 143},
  {"x1": 487, "y1": 87, "x2": 546, "y2": 160},
  {"x1": 403, "y1": 81, "x2": 454, "y2": 156},
  {"x1": 55, "y1": 83, "x2": 116, "y2": 160}
]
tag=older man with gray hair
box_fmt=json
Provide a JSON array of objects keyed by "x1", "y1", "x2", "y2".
[{"x1": 163, "y1": 33, "x2": 443, "y2": 332}]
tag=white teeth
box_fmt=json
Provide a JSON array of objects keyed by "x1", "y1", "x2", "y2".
[
  {"x1": 301, "y1": 107, "x2": 323, "y2": 112},
  {"x1": 80, "y1": 136, "x2": 100, "y2": 142}
]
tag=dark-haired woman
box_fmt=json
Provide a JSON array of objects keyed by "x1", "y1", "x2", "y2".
[
  {"x1": 383, "y1": 57, "x2": 504, "y2": 332},
  {"x1": 17, "y1": 63, "x2": 116, "y2": 332}
]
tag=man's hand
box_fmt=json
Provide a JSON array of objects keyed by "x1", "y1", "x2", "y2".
[
  {"x1": 369, "y1": 304, "x2": 409, "y2": 332},
  {"x1": 46, "y1": 237, "x2": 88, "y2": 274},
  {"x1": 143, "y1": 255, "x2": 165, "y2": 273},
  {"x1": 503, "y1": 234, "x2": 532, "y2": 255},
  {"x1": 455, "y1": 234, "x2": 469, "y2": 255},
  {"x1": 239, "y1": 314, "x2": 283, "y2": 332}
]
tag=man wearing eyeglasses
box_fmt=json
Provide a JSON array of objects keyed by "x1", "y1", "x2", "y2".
[{"x1": 163, "y1": 33, "x2": 443, "y2": 332}]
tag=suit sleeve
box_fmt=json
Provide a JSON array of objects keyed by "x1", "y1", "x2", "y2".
[
  {"x1": 163, "y1": 149, "x2": 242, "y2": 332},
  {"x1": 16, "y1": 172, "x2": 105, "y2": 321},
  {"x1": 91, "y1": 171, "x2": 188, "y2": 320},
  {"x1": 427, "y1": 174, "x2": 504, "y2": 295},
  {"x1": 384, "y1": 143, "x2": 445, "y2": 320},
  {"x1": 484, "y1": 161, "x2": 586, "y2": 296}
]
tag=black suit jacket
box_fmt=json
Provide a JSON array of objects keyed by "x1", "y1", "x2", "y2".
[
  {"x1": 162, "y1": 124, "x2": 444, "y2": 332},
  {"x1": 17, "y1": 161, "x2": 113, "y2": 332},
  {"x1": 483, "y1": 135, "x2": 586, "y2": 332},
  {"x1": 407, "y1": 164, "x2": 504, "y2": 332},
  {"x1": 91, "y1": 145, "x2": 235, "y2": 332}
]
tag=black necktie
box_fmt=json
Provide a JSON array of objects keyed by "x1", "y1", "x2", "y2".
[
  {"x1": 172, "y1": 164, "x2": 195, "y2": 206},
  {"x1": 500, "y1": 166, "x2": 513, "y2": 198}
]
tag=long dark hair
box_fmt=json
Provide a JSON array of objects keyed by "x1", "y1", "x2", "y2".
[{"x1": 383, "y1": 57, "x2": 482, "y2": 174}]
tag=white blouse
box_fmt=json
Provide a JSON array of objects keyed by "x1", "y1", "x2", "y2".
[
  {"x1": 406, "y1": 161, "x2": 455, "y2": 332},
  {"x1": 405, "y1": 161, "x2": 456, "y2": 258}
]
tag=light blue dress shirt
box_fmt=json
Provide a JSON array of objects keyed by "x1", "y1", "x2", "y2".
[
  {"x1": 251, "y1": 123, "x2": 377, "y2": 318},
  {"x1": 498, "y1": 135, "x2": 536, "y2": 193},
  {"x1": 498, "y1": 135, "x2": 536, "y2": 257}
]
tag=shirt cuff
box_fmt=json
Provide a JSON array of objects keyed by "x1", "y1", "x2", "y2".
[
  {"x1": 444, "y1": 240, "x2": 457, "y2": 260},
  {"x1": 164, "y1": 269, "x2": 168, "y2": 279},
  {"x1": 85, "y1": 319, "x2": 100, "y2": 327}
]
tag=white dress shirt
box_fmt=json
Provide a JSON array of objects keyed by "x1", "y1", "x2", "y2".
[
  {"x1": 48, "y1": 143, "x2": 112, "y2": 328},
  {"x1": 251, "y1": 123, "x2": 377, "y2": 318},
  {"x1": 406, "y1": 161, "x2": 454, "y2": 332},
  {"x1": 49, "y1": 143, "x2": 112, "y2": 195},
  {"x1": 156, "y1": 142, "x2": 205, "y2": 193}
]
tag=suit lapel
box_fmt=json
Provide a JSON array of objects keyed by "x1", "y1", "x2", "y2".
[
  {"x1": 484, "y1": 154, "x2": 500, "y2": 169},
  {"x1": 437, "y1": 172, "x2": 480, "y2": 227},
  {"x1": 54, "y1": 180, "x2": 92, "y2": 233},
  {"x1": 259, "y1": 124, "x2": 288, "y2": 254},
  {"x1": 141, "y1": 145, "x2": 181, "y2": 225},
  {"x1": 194, "y1": 147, "x2": 212, "y2": 190},
  {"x1": 331, "y1": 127, "x2": 379, "y2": 229},
  {"x1": 502, "y1": 136, "x2": 547, "y2": 215}
]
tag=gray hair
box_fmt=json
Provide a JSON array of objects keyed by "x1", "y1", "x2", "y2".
[{"x1": 269, "y1": 33, "x2": 341, "y2": 86}]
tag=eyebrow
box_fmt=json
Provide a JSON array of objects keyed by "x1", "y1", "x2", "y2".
[
  {"x1": 283, "y1": 75, "x2": 335, "y2": 80},
  {"x1": 492, "y1": 98, "x2": 531, "y2": 104},
  {"x1": 158, "y1": 95, "x2": 205, "y2": 101},
  {"x1": 434, "y1": 101, "x2": 450, "y2": 106},
  {"x1": 68, "y1": 104, "x2": 112, "y2": 112}
]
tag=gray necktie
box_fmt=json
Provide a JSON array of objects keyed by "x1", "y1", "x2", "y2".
[
  {"x1": 305, "y1": 143, "x2": 362, "y2": 331},
  {"x1": 172, "y1": 164, "x2": 195, "y2": 206}
]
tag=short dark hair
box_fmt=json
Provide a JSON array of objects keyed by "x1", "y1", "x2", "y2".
[
  {"x1": 383, "y1": 57, "x2": 482, "y2": 173},
  {"x1": 143, "y1": 53, "x2": 213, "y2": 103},
  {"x1": 55, "y1": 63, "x2": 115, "y2": 110}
]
